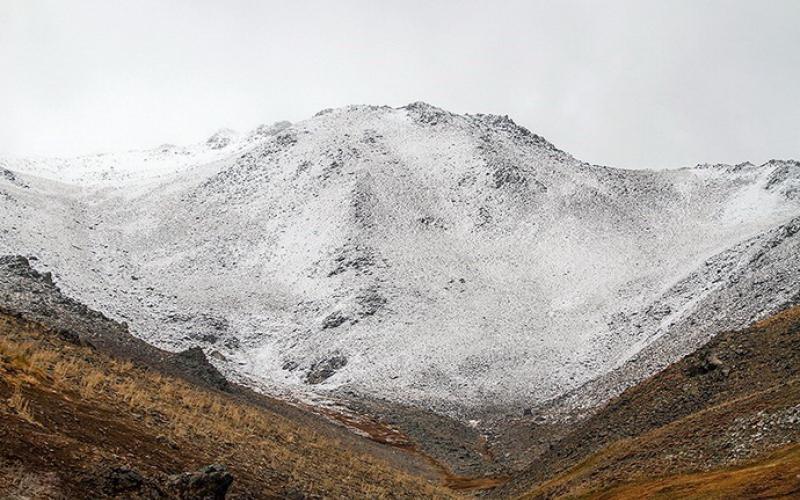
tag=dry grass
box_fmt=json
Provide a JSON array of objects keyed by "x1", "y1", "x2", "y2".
[
  {"x1": 7, "y1": 385, "x2": 36, "y2": 425},
  {"x1": 582, "y1": 444, "x2": 800, "y2": 499},
  {"x1": 0, "y1": 314, "x2": 454, "y2": 498}
]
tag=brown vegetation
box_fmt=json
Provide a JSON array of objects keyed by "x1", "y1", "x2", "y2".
[
  {"x1": 0, "y1": 313, "x2": 455, "y2": 498},
  {"x1": 497, "y1": 304, "x2": 800, "y2": 499},
  {"x1": 584, "y1": 444, "x2": 800, "y2": 499}
]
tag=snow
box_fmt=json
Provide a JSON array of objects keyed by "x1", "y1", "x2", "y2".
[{"x1": 1, "y1": 102, "x2": 798, "y2": 419}]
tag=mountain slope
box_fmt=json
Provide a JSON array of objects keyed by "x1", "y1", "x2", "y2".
[
  {"x1": 1, "y1": 102, "x2": 799, "y2": 418},
  {"x1": 494, "y1": 304, "x2": 800, "y2": 498},
  {"x1": 0, "y1": 256, "x2": 459, "y2": 498}
]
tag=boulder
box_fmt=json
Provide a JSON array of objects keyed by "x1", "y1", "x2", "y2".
[
  {"x1": 167, "y1": 464, "x2": 233, "y2": 500},
  {"x1": 306, "y1": 355, "x2": 348, "y2": 384}
]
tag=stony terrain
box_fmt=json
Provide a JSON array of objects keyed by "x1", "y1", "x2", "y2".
[{"x1": 1, "y1": 102, "x2": 799, "y2": 421}]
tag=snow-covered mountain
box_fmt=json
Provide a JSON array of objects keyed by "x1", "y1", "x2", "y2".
[{"x1": 2, "y1": 102, "x2": 799, "y2": 419}]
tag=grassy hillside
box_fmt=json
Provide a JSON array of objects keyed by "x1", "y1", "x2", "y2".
[
  {"x1": 497, "y1": 305, "x2": 800, "y2": 499},
  {"x1": 0, "y1": 312, "x2": 454, "y2": 498},
  {"x1": 581, "y1": 444, "x2": 800, "y2": 499}
]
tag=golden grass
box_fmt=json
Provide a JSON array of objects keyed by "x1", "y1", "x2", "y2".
[
  {"x1": 0, "y1": 315, "x2": 455, "y2": 498},
  {"x1": 7, "y1": 385, "x2": 37, "y2": 425},
  {"x1": 582, "y1": 444, "x2": 800, "y2": 499},
  {"x1": 520, "y1": 384, "x2": 800, "y2": 499}
]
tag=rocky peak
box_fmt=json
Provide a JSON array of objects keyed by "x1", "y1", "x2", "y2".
[
  {"x1": 205, "y1": 128, "x2": 238, "y2": 150},
  {"x1": 401, "y1": 101, "x2": 454, "y2": 125},
  {"x1": 247, "y1": 121, "x2": 292, "y2": 142}
]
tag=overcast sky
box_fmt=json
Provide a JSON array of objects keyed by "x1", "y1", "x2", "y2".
[{"x1": 1, "y1": 0, "x2": 798, "y2": 168}]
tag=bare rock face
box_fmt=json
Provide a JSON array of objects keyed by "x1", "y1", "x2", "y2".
[
  {"x1": 321, "y1": 311, "x2": 348, "y2": 329},
  {"x1": 90, "y1": 464, "x2": 234, "y2": 499},
  {"x1": 91, "y1": 465, "x2": 166, "y2": 498},
  {"x1": 687, "y1": 352, "x2": 725, "y2": 377},
  {"x1": 0, "y1": 255, "x2": 134, "y2": 349}
]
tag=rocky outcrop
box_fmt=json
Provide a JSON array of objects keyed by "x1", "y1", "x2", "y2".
[
  {"x1": 166, "y1": 464, "x2": 234, "y2": 500},
  {"x1": 0, "y1": 255, "x2": 232, "y2": 393},
  {"x1": 91, "y1": 464, "x2": 234, "y2": 499},
  {"x1": 306, "y1": 355, "x2": 348, "y2": 384},
  {"x1": 172, "y1": 347, "x2": 229, "y2": 391},
  {"x1": 205, "y1": 129, "x2": 237, "y2": 150}
]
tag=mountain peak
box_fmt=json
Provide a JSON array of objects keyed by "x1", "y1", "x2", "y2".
[
  {"x1": 205, "y1": 128, "x2": 238, "y2": 150},
  {"x1": 247, "y1": 121, "x2": 292, "y2": 142}
]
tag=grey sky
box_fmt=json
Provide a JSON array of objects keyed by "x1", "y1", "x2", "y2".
[{"x1": 2, "y1": 0, "x2": 798, "y2": 168}]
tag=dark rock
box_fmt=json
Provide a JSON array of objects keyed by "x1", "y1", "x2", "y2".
[
  {"x1": 356, "y1": 288, "x2": 387, "y2": 318},
  {"x1": 0, "y1": 167, "x2": 29, "y2": 188},
  {"x1": 209, "y1": 350, "x2": 227, "y2": 362},
  {"x1": 280, "y1": 485, "x2": 327, "y2": 500},
  {"x1": 327, "y1": 245, "x2": 378, "y2": 277},
  {"x1": 492, "y1": 164, "x2": 527, "y2": 188},
  {"x1": 706, "y1": 353, "x2": 724, "y2": 370},
  {"x1": 306, "y1": 355, "x2": 348, "y2": 384},
  {"x1": 403, "y1": 101, "x2": 452, "y2": 126},
  {"x1": 687, "y1": 351, "x2": 725, "y2": 377},
  {"x1": 99, "y1": 466, "x2": 145, "y2": 495},
  {"x1": 321, "y1": 311, "x2": 348, "y2": 329},
  {"x1": 200, "y1": 333, "x2": 219, "y2": 344},
  {"x1": 418, "y1": 215, "x2": 447, "y2": 230},
  {"x1": 206, "y1": 130, "x2": 234, "y2": 150},
  {"x1": 172, "y1": 347, "x2": 230, "y2": 391},
  {"x1": 167, "y1": 464, "x2": 233, "y2": 500},
  {"x1": 56, "y1": 327, "x2": 81, "y2": 345}
]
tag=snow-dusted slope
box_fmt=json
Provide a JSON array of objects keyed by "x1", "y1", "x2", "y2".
[{"x1": 1, "y1": 103, "x2": 798, "y2": 418}]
